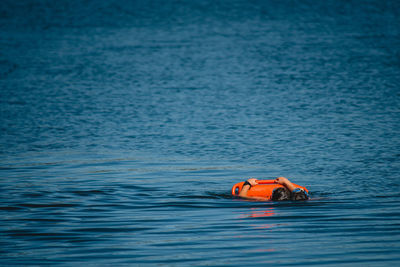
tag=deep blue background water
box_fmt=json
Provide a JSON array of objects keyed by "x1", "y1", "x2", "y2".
[{"x1": 1, "y1": 0, "x2": 400, "y2": 265}]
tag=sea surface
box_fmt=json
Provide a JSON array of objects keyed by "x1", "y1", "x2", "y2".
[{"x1": 1, "y1": 0, "x2": 400, "y2": 265}]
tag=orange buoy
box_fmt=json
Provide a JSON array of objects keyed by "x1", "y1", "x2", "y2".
[{"x1": 231, "y1": 180, "x2": 308, "y2": 200}]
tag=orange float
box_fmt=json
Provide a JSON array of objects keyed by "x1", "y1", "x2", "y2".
[{"x1": 231, "y1": 180, "x2": 308, "y2": 200}]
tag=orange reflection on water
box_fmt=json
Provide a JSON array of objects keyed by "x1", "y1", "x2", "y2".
[
  {"x1": 239, "y1": 207, "x2": 276, "y2": 219},
  {"x1": 248, "y1": 207, "x2": 275, "y2": 218},
  {"x1": 235, "y1": 207, "x2": 282, "y2": 239}
]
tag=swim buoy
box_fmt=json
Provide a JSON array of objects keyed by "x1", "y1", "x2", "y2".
[{"x1": 231, "y1": 180, "x2": 308, "y2": 199}]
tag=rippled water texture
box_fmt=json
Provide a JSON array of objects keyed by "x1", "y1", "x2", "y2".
[{"x1": 1, "y1": 0, "x2": 400, "y2": 265}]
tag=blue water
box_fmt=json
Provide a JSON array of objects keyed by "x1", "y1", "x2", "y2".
[{"x1": 1, "y1": 0, "x2": 400, "y2": 265}]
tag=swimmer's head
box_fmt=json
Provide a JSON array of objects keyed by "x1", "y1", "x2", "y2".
[
  {"x1": 271, "y1": 187, "x2": 291, "y2": 201},
  {"x1": 291, "y1": 189, "x2": 309, "y2": 201}
]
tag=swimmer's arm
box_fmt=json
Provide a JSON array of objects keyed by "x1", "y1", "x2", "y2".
[
  {"x1": 238, "y1": 183, "x2": 251, "y2": 197},
  {"x1": 240, "y1": 195, "x2": 269, "y2": 201},
  {"x1": 238, "y1": 178, "x2": 268, "y2": 200},
  {"x1": 274, "y1": 177, "x2": 297, "y2": 192}
]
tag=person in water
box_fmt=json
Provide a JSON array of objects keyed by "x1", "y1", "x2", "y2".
[{"x1": 239, "y1": 177, "x2": 309, "y2": 201}]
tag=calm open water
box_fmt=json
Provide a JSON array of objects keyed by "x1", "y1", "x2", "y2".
[{"x1": 1, "y1": 0, "x2": 400, "y2": 265}]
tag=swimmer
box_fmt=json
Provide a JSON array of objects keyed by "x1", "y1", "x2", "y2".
[{"x1": 239, "y1": 177, "x2": 309, "y2": 201}]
